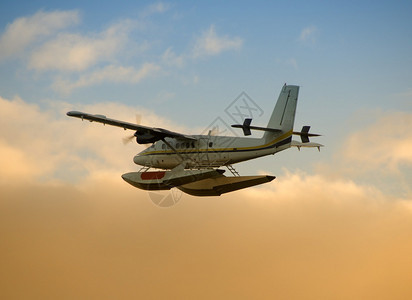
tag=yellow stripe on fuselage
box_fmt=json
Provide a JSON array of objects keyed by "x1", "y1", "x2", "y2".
[{"x1": 140, "y1": 130, "x2": 293, "y2": 156}]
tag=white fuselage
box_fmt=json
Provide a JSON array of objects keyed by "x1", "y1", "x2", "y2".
[{"x1": 133, "y1": 130, "x2": 292, "y2": 169}]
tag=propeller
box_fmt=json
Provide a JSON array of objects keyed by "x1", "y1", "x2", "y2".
[
  {"x1": 208, "y1": 125, "x2": 219, "y2": 136},
  {"x1": 122, "y1": 134, "x2": 135, "y2": 145},
  {"x1": 123, "y1": 114, "x2": 142, "y2": 145},
  {"x1": 210, "y1": 125, "x2": 219, "y2": 136}
]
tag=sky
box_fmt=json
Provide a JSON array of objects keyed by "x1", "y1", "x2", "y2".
[{"x1": 1, "y1": 1, "x2": 412, "y2": 299}]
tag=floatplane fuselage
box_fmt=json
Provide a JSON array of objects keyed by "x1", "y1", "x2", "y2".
[
  {"x1": 67, "y1": 84, "x2": 323, "y2": 196},
  {"x1": 134, "y1": 130, "x2": 293, "y2": 170}
]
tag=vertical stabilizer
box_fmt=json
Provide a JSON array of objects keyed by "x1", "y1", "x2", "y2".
[{"x1": 263, "y1": 84, "x2": 299, "y2": 142}]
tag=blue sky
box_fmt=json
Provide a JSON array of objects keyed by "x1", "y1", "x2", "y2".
[{"x1": 1, "y1": 1, "x2": 411, "y2": 110}]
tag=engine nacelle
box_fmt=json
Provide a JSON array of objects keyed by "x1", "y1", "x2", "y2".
[{"x1": 135, "y1": 132, "x2": 161, "y2": 144}]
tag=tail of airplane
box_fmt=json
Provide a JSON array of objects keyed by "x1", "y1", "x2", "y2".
[
  {"x1": 263, "y1": 84, "x2": 299, "y2": 142},
  {"x1": 231, "y1": 84, "x2": 299, "y2": 143}
]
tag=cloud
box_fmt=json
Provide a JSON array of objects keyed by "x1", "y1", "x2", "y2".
[
  {"x1": 2, "y1": 10, "x2": 247, "y2": 93},
  {"x1": 0, "y1": 139, "x2": 43, "y2": 180},
  {"x1": 0, "y1": 94, "x2": 186, "y2": 184},
  {"x1": 24, "y1": 14, "x2": 161, "y2": 93},
  {"x1": 0, "y1": 10, "x2": 79, "y2": 60},
  {"x1": 53, "y1": 63, "x2": 161, "y2": 94},
  {"x1": 192, "y1": 25, "x2": 243, "y2": 58},
  {"x1": 142, "y1": 2, "x2": 171, "y2": 16},
  {"x1": 28, "y1": 20, "x2": 135, "y2": 72},
  {"x1": 0, "y1": 10, "x2": 162, "y2": 94},
  {"x1": 162, "y1": 47, "x2": 184, "y2": 67},
  {"x1": 1, "y1": 167, "x2": 412, "y2": 299},
  {"x1": 1, "y1": 96, "x2": 412, "y2": 298},
  {"x1": 298, "y1": 25, "x2": 317, "y2": 44},
  {"x1": 341, "y1": 112, "x2": 412, "y2": 172},
  {"x1": 313, "y1": 111, "x2": 412, "y2": 199}
]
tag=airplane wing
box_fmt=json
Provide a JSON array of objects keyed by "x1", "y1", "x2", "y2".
[{"x1": 67, "y1": 111, "x2": 196, "y2": 144}]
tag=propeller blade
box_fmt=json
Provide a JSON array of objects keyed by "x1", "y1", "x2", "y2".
[
  {"x1": 210, "y1": 125, "x2": 219, "y2": 136},
  {"x1": 122, "y1": 114, "x2": 141, "y2": 145},
  {"x1": 122, "y1": 134, "x2": 135, "y2": 145}
]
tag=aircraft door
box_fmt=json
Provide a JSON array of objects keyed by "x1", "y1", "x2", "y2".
[{"x1": 197, "y1": 137, "x2": 209, "y2": 166}]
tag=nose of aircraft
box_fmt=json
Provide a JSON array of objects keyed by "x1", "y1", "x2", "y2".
[{"x1": 133, "y1": 155, "x2": 147, "y2": 166}]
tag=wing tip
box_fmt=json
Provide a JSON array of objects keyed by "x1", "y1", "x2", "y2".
[{"x1": 67, "y1": 111, "x2": 82, "y2": 117}]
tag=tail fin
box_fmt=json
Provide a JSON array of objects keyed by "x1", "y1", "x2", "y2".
[{"x1": 263, "y1": 84, "x2": 299, "y2": 142}]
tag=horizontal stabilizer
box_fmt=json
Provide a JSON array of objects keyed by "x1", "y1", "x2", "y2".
[
  {"x1": 291, "y1": 140, "x2": 324, "y2": 151},
  {"x1": 292, "y1": 126, "x2": 321, "y2": 143},
  {"x1": 232, "y1": 118, "x2": 282, "y2": 136}
]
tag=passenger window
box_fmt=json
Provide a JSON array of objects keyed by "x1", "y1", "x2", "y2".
[
  {"x1": 191, "y1": 142, "x2": 195, "y2": 148},
  {"x1": 209, "y1": 142, "x2": 213, "y2": 147}
]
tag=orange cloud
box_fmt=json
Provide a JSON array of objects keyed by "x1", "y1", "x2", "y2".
[
  {"x1": 342, "y1": 112, "x2": 412, "y2": 172},
  {"x1": 314, "y1": 111, "x2": 412, "y2": 198},
  {"x1": 0, "y1": 95, "x2": 190, "y2": 184},
  {"x1": 1, "y1": 97, "x2": 412, "y2": 299},
  {"x1": 1, "y1": 172, "x2": 412, "y2": 299}
]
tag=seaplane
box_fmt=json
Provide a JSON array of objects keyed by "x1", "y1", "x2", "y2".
[{"x1": 67, "y1": 84, "x2": 322, "y2": 196}]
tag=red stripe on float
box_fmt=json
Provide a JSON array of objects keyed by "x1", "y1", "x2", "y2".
[{"x1": 141, "y1": 172, "x2": 166, "y2": 180}]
